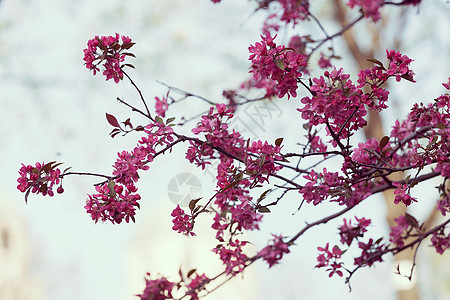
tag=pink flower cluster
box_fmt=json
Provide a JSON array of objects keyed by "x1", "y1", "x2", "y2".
[
  {"x1": 277, "y1": 0, "x2": 310, "y2": 25},
  {"x1": 212, "y1": 239, "x2": 248, "y2": 275},
  {"x1": 245, "y1": 140, "x2": 283, "y2": 184},
  {"x1": 171, "y1": 205, "x2": 196, "y2": 236},
  {"x1": 84, "y1": 181, "x2": 140, "y2": 224},
  {"x1": 316, "y1": 243, "x2": 344, "y2": 277},
  {"x1": 85, "y1": 119, "x2": 175, "y2": 224},
  {"x1": 347, "y1": 0, "x2": 383, "y2": 22},
  {"x1": 299, "y1": 168, "x2": 345, "y2": 206},
  {"x1": 258, "y1": 235, "x2": 290, "y2": 268},
  {"x1": 155, "y1": 95, "x2": 169, "y2": 117},
  {"x1": 17, "y1": 162, "x2": 63, "y2": 198},
  {"x1": 317, "y1": 217, "x2": 387, "y2": 277},
  {"x1": 388, "y1": 77, "x2": 449, "y2": 177},
  {"x1": 300, "y1": 50, "x2": 415, "y2": 148},
  {"x1": 385, "y1": 50, "x2": 416, "y2": 82},
  {"x1": 186, "y1": 273, "x2": 209, "y2": 300},
  {"x1": 298, "y1": 68, "x2": 368, "y2": 145},
  {"x1": 353, "y1": 238, "x2": 385, "y2": 267},
  {"x1": 431, "y1": 227, "x2": 450, "y2": 255},
  {"x1": 136, "y1": 273, "x2": 174, "y2": 300},
  {"x1": 389, "y1": 215, "x2": 411, "y2": 248},
  {"x1": 83, "y1": 33, "x2": 134, "y2": 83},
  {"x1": 339, "y1": 217, "x2": 371, "y2": 246},
  {"x1": 249, "y1": 33, "x2": 306, "y2": 98}
]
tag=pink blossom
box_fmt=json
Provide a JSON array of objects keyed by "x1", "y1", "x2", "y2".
[
  {"x1": 389, "y1": 215, "x2": 410, "y2": 248},
  {"x1": 315, "y1": 243, "x2": 344, "y2": 277},
  {"x1": 85, "y1": 181, "x2": 140, "y2": 224},
  {"x1": 186, "y1": 273, "x2": 209, "y2": 300},
  {"x1": 136, "y1": 273, "x2": 174, "y2": 300},
  {"x1": 443, "y1": 77, "x2": 450, "y2": 90},
  {"x1": 171, "y1": 205, "x2": 196, "y2": 236},
  {"x1": 258, "y1": 235, "x2": 290, "y2": 268},
  {"x1": 212, "y1": 239, "x2": 248, "y2": 275},
  {"x1": 392, "y1": 182, "x2": 417, "y2": 206},
  {"x1": 436, "y1": 193, "x2": 450, "y2": 216},
  {"x1": 83, "y1": 34, "x2": 134, "y2": 83},
  {"x1": 339, "y1": 217, "x2": 371, "y2": 246},
  {"x1": 230, "y1": 198, "x2": 262, "y2": 231},
  {"x1": 318, "y1": 52, "x2": 332, "y2": 69},
  {"x1": 248, "y1": 33, "x2": 306, "y2": 98},
  {"x1": 155, "y1": 95, "x2": 169, "y2": 117},
  {"x1": 354, "y1": 238, "x2": 385, "y2": 267},
  {"x1": 431, "y1": 228, "x2": 450, "y2": 255},
  {"x1": 347, "y1": 0, "x2": 383, "y2": 22},
  {"x1": 17, "y1": 162, "x2": 62, "y2": 198}
]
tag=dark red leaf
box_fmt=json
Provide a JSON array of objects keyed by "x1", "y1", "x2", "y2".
[{"x1": 106, "y1": 113, "x2": 122, "y2": 129}]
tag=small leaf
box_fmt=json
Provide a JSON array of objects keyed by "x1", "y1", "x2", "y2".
[
  {"x1": 123, "y1": 52, "x2": 136, "y2": 58},
  {"x1": 258, "y1": 206, "x2": 271, "y2": 213},
  {"x1": 123, "y1": 63, "x2": 135, "y2": 69},
  {"x1": 108, "y1": 180, "x2": 116, "y2": 197},
  {"x1": 135, "y1": 125, "x2": 145, "y2": 131},
  {"x1": 155, "y1": 116, "x2": 164, "y2": 124},
  {"x1": 166, "y1": 117, "x2": 176, "y2": 124},
  {"x1": 123, "y1": 118, "x2": 133, "y2": 128},
  {"x1": 274, "y1": 59, "x2": 285, "y2": 70},
  {"x1": 379, "y1": 136, "x2": 390, "y2": 150},
  {"x1": 187, "y1": 269, "x2": 197, "y2": 278},
  {"x1": 404, "y1": 175, "x2": 411, "y2": 184},
  {"x1": 188, "y1": 198, "x2": 202, "y2": 212},
  {"x1": 436, "y1": 123, "x2": 445, "y2": 130},
  {"x1": 178, "y1": 266, "x2": 184, "y2": 280},
  {"x1": 275, "y1": 137, "x2": 283, "y2": 147},
  {"x1": 130, "y1": 215, "x2": 136, "y2": 223},
  {"x1": 63, "y1": 166, "x2": 72, "y2": 174},
  {"x1": 405, "y1": 213, "x2": 419, "y2": 229},
  {"x1": 121, "y1": 42, "x2": 136, "y2": 50},
  {"x1": 41, "y1": 161, "x2": 57, "y2": 173},
  {"x1": 106, "y1": 113, "x2": 122, "y2": 129},
  {"x1": 375, "y1": 237, "x2": 384, "y2": 245},
  {"x1": 401, "y1": 74, "x2": 415, "y2": 82},
  {"x1": 25, "y1": 188, "x2": 31, "y2": 204},
  {"x1": 257, "y1": 189, "x2": 272, "y2": 204},
  {"x1": 367, "y1": 58, "x2": 385, "y2": 69}
]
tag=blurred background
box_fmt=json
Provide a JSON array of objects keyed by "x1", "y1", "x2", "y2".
[{"x1": 0, "y1": 0, "x2": 449, "y2": 299}]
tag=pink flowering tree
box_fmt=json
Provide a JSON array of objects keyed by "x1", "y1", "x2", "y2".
[{"x1": 17, "y1": 1, "x2": 449, "y2": 299}]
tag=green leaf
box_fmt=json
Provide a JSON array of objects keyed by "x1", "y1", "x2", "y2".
[
  {"x1": 166, "y1": 117, "x2": 176, "y2": 124},
  {"x1": 107, "y1": 180, "x2": 116, "y2": 197},
  {"x1": 155, "y1": 116, "x2": 164, "y2": 124},
  {"x1": 257, "y1": 189, "x2": 272, "y2": 204},
  {"x1": 274, "y1": 59, "x2": 285, "y2": 70}
]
